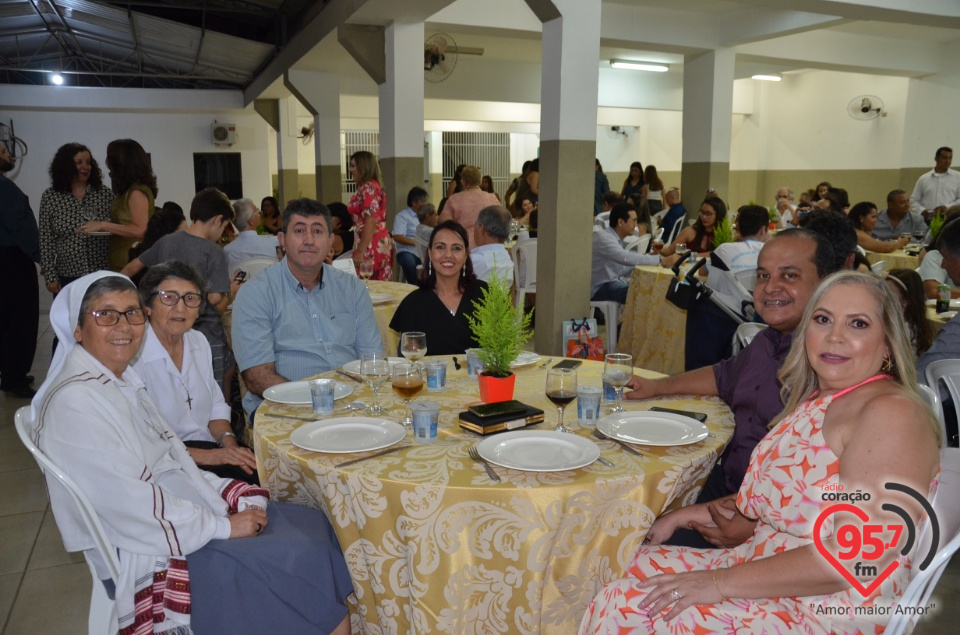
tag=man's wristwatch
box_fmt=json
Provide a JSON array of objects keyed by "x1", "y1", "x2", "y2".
[{"x1": 217, "y1": 431, "x2": 237, "y2": 447}]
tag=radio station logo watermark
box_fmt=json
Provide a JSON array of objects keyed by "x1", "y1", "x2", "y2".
[{"x1": 809, "y1": 481, "x2": 939, "y2": 617}]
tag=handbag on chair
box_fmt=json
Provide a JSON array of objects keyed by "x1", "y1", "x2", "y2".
[{"x1": 665, "y1": 257, "x2": 711, "y2": 310}]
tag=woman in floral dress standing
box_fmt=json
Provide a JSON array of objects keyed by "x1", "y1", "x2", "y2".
[{"x1": 348, "y1": 151, "x2": 393, "y2": 280}]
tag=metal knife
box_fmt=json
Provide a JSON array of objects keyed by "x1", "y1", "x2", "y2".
[
  {"x1": 336, "y1": 369, "x2": 363, "y2": 383},
  {"x1": 336, "y1": 444, "x2": 408, "y2": 467}
]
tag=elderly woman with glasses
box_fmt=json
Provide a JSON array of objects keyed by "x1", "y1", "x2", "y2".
[
  {"x1": 30, "y1": 271, "x2": 352, "y2": 635},
  {"x1": 131, "y1": 260, "x2": 259, "y2": 483}
]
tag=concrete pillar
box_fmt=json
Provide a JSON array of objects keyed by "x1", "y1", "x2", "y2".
[
  {"x1": 285, "y1": 69, "x2": 343, "y2": 205},
  {"x1": 275, "y1": 97, "x2": 300, "y2": 208},
  {"x1": 525, "y1": 0, "x2": 602, "y2": 355},
  {"x1": 681, "y1": 48, "x2": 735, "y2": 218}
]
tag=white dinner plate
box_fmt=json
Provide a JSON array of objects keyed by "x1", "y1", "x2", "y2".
[
  {"x1": 597, "y1": 411, "x2": 709, "y2": 446},
  {"x1": 263, "y1": 380, "x2": 352, "y2": 405},
  {"x1": 290, "y1": 417, "x2": 406, "y2": 453},
  {"x1": 86, "y1": 231, "x2": 112, "y2": 236},
  {"x1": 342, "y1": 357, "x2": 406, "y2": 375},
  {"x1": 925, "y1": 298, "x2": 960, "y2": 310},
  {"x1": 941, "y1": 311, "x2": 958, "y2": 320},
  {"x1": 476, "y1": 430, "x2": 600, "y2": 472},
  {"x1": 510, "y1": 352, "x2": 542, "y2": 368},
  {"x1": 369, "y1": 293, "x2": 393, "y2": 305}
]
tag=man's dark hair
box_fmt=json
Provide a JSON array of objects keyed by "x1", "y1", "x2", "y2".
[
  {"x1": 887, "y1": 189, "x2": 906, "y2": 204},
  {"x1": 938, "y1": 218, "x2": 960, "y2": 258},
  {"x1": 281, "y1": 198, "x2": 332, "y2": 234},
  {"x1": 801, "y1": 210, "x2": 856, "y2": 274},
  {"x1": 609, "y1": 202, "x2": 635, "y2": 229},
  {"x1": 936, "y1": 147, "x2": 953, "y2": 159},
  {"x1": 407, "y1": 186, "x2": 428, "y2": 208},
  {"x1": 772, "y1": 228, "x2": 836, "y2": 279},
  {"x1": 736, "y1": 205, "x2": 770, "y2": 237},
  {"x1": 189, "y1": 187, "x2": 235, "y2": 223},
  {"x1": 602, "y1": 191, "x2": 622, "y2": 208}
]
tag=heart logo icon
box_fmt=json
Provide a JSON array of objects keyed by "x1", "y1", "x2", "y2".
[{"x1": 813, "y1": 503, "x2": 900, "y2": 597}]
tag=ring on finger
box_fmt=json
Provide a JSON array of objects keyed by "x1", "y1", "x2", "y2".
[
  {"x1": 670, "y1": 589, "x2": 683, "y2": 602},
  {"x1": 256, "y1": 523, "x2": 263, "y2": 534}
]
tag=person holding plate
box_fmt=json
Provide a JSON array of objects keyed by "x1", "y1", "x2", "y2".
[
  {"x1": 581, "y1": 271, "x2": 940, "y2": 634},
  {"x1": 133, "y1": 260, "x2": 259, "y2": 484},
  {"x1": 30, "y1": 271, "x2": 353, "y2": 635}
]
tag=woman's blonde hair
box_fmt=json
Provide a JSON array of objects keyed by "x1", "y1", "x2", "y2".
[
  {"x1": 773, "y1": 271, "x2": 941, "y2": 446},
  {"x1": 350, "y1": 150, "x2": 382, "y2": 185}
]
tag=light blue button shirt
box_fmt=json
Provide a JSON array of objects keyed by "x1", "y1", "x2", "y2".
[{"x1": 232, "y1": 259, "x2": 383, "y2": 414}]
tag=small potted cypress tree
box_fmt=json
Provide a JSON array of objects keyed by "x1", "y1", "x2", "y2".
[{"x1": 466, "y1": 271, "x2": 533, "y2": 403}]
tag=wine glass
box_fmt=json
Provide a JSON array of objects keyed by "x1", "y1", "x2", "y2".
[
  {"x1": 391, "y1": 363, "x2": 423, "y2": 426},
  {"x1": 358, "y1": 259, "x2": 374, "y2": 288},
  {"x1": 603, "y1": 353, "x2": 633, "y2": 413},
  {"x1": 913, "y1": 229, "x2": 926, "y2": 245},
  {"x1": 400, "y1": 331, "x2": 427, "y2": 369},
  {"x1": 674, "y1": 244, "x2": 689, "y2": 262},
  {"x1": 360, "y1": 352, "x2": 390, "y2": 415},
  {"x1": 545, "y1": 368, "x2": 578, "y2": 434}
]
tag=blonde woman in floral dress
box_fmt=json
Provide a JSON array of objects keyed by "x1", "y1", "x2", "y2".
[
  {"x1": 580, "y1": 271, "x2": 940, "y2": 635},
  {"x1": 348, "y1": 150, "x2": 393, "y2": 280}
]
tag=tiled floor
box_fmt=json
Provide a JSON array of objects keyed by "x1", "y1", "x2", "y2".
[{"x1": 1, "y1": 274, "x2": 958, "y2": 634}]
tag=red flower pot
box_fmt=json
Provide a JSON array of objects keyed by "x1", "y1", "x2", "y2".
[{"x1": 478, "y1": 372, "x2": 516, "y2": 403}]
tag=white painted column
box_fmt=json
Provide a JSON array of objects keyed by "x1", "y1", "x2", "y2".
[
  {"x1": 285, "y1": 69, "x2": 342, "y2": 203},
  {"x1": 276, "y1": 96, "x2": 301, "y2": 207},
  {"x1": 526, "y1": 0, "x2": 602, "y2": 355},
  {"x1": 681, "y1": 48, "x2": 735, "y2": 207}
]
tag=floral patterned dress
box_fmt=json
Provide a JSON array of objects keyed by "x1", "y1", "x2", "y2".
[
  {"x1": 348, "y1": 179, "x2": 393, "y2": 280},
  {"x1": 580, "y1": 375, "x2": 937, "y2": 635}
]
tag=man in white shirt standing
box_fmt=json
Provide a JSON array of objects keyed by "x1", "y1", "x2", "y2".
[
  {"x1": 591, "y1": 202, "x2": 659, "y2": 304},
  {"x1": 224, "y1": 198, "x2": 279, "y2": 272},
  {"x1": 471, "y1": 205, "x2": 514, "y2": 283},
  {"x1": 910, "y1": 147, "x2": 960, "y2": 220}
]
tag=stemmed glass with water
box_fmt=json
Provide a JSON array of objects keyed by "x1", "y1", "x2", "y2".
[
  {"x1": 358, "y1": 258, "x2": 374, "y2": 288},
  {"x1": 359, "y1": 352, "x2": 390, "y2": 415},
  {"x1": 400, "y1": 331, "x2": 427, "y2": 369},
  {"x1": 545, "y1": 368, "x2": 577, "y2": 434},
  {"x1": 391, "y1": 362, "x2": 423, "y2": 426},
  {"x1": 603, "y1": 353, "x2": 633, "y2": 413}
]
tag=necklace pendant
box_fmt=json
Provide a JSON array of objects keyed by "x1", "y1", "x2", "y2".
[{"x1": 185, "y1": 393, "x2": 193, "y2": 410}]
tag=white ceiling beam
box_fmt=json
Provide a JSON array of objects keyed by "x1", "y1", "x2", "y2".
[
  {"x1": 741, "y1": 0, "x2": 960, "y2": 29},
  {"x1": 718, "y1": 8, "x2": 844, "y2": 46}
]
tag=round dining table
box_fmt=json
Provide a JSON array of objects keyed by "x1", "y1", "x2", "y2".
[{"x1": 253, "y1": 357, "x2": 735, "y2": 635}]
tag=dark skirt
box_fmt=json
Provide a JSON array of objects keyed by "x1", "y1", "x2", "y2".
[{"x1": 187, "y1": 502, "x2": 353, "y2": 634}]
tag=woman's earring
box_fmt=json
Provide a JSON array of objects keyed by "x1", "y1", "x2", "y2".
[
  {"x1": 462, "y1": 263, "x2": 466, "y2": 276},
  {"x1": 428, "y1": 261, "x2": 432, "y2": 276},
  {"x1": 882, "y1": 355, "x2": 894, "y2": 373}
]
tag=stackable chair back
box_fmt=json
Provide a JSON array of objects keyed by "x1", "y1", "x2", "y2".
[
  {"x1": 512, "y1": 238, "x2": 537, "y2": 309},
  {"x1": 230, "y1": 256, "x2": 278, "y2": 280}
]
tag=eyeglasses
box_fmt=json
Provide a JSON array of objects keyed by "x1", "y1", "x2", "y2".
[
  {"x1": 89, "y1": 308, "x2": 146, "y2": 326},
  {"x1": 152, "y1": 290, "x2": 202, "y2": 308}
]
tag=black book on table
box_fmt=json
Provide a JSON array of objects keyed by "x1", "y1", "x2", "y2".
[{"x1": 458, "y1": 403, "x2": 546, "y2": 435}]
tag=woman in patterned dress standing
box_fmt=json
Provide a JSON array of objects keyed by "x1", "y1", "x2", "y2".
[
  {"x1": 348, "y1": 150, "x2": 394, "y2": 280},
  {"x1": 39, "y1": 143, "x2": 114, "y2": 295},
  {"x1": 580, "y1": 272, "x2": 940, "y2": 635}
]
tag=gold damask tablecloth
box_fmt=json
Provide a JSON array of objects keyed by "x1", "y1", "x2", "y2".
[
  {"x1": 366, "y1": 279, "x2": 417, "y2": 353},
  {"x1": 864, "y1": 249, "x2": 919, "y2": 272},
  {"x1": 253, "y1": 358, "x2": 734, "y2": 635},
  {"x1": 618, "y1": 265, "x2": 688, "y2": 375}
]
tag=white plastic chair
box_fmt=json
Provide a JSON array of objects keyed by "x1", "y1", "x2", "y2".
[
  {"x1": 871, "y1": 260, "x2": 888, "y2": 275},
  {"x1": 731, "y1": 322, "x2": 768, "y2": 354},
  {"x1": 623, "y1": 235, "x2": 641, "y2": 250},
  {"x1": 332, "y1": 249, "x2": 357, "y2": 276},
  {"x1": 230, "y1": 256, "x2": 278, "y2": 280},
  {"x1": 628, "y1": 234, "x2": 651, "y2": 254},
  {"x1": 916, "y1": 384, "x2": 944, "y2": 444},
  {"x1": 414, "y1": 233, "x2": 429, "y2": 264},
  {"x1": 733, "y1": 268, "x2": 757, "y2": 292},
  {"x1": 923, "y1": 359, "x2": 960, "y2": 447},
  {"x1": 512, "y1": 238, "x2": 537, "y2": 309},
  {"x1": 885, "y1": 448, "x2": 960, "y2": 634},
  {"x1": 15, "y1": 407, "x2": 120, "y2": 635},
  {"x1": 594, "y1": 212, "x2": 610, "y2": 229},
  {"x1": 589, "y1": 301, "x2": 620, "y2": 354}
]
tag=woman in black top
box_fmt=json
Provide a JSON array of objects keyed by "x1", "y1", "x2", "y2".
[{"x1": 389, "y1": 220, "x2": 486, "y2": 355}]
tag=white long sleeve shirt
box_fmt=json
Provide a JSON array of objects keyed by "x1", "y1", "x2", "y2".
[{"x1": 910, "y1": 168, "x2": 960, "y2": 214}]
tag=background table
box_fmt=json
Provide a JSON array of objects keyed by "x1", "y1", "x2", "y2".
[
  {"x1": 366, "y1": 279, "x2": 417, "y2": 353},
  {"x1": 864, "y1": 249, "x2": 919, "y2": 272},
  {"x1": 618, "y1": 264, "x2": 688, "y2": 375},
  {"x1": 254, "y1": 358, "x2": 734, "y2": 635}
]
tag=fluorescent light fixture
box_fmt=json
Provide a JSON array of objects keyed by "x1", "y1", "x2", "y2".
[
  {"x1": 51, "y1": 73, "x2": 64, "y2": 85},
  {"x1": 751, "y1": 74, "x2": 781, "y2": 82},
  {"x1": 610, "y1": 60, "x2": 669, "y2": 73}
]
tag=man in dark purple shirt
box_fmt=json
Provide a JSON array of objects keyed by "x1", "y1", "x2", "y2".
[{"x1": 624, "y1": 229, "x2": 836, "y2": 547}]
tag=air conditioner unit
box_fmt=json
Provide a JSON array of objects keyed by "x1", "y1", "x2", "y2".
[{"x1": 211, "y1": 122, "x2": 237, "y2": 146}]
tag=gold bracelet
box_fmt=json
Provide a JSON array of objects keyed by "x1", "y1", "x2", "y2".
[{"x1": 713, "y1": 568, "x2": 729, "y2": 602}]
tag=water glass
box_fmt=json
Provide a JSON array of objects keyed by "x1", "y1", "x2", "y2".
[
  {"x1": 465, "y1": 348, "x2": 486, "y2": 377},
  {"x1": 424, "y1": 360, "x2": 448, "y2": 392},
  {"x1": 410, "y1": 401, "x2": 440, "y2": 443},
  {"x1": 360, "y1": 352, "x2": 390, "y2": 415},
  {"x1": 309, "y1": 378, "x2": 335, "y2": 416},
  {"x1": 603, "y1": 353, "x2": 633, "y2": 413},
  {"x1": 401, "y1": 331, "x2": 427, "y2": 367}
]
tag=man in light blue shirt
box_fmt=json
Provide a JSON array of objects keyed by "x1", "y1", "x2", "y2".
[
  {"x1": 591, "y1": 202, "x2": 659, "y2": 303},
  {"x1": 393, "y1": 186, "x2": 428, "y2": 284},
  {"x1": 224, "y1": 198, "x2": 279, "y2": 272},
  {"x1": 232, "y1": 198, "x2": 382, "y2": 417},
  {"x1": 471, "y1": 205, "x2": 514, "y2": 283}
]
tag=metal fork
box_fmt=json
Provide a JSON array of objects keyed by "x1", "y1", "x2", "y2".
[
  {"x1": 467, "y1": 447, "x2": 501, "y2": 482},
  {"x1": 591, "y1": 428, "x2": 645, "y2": 457},
  {"x1": 538, "y1": 357, "x2": 552, "y2": 368}
]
